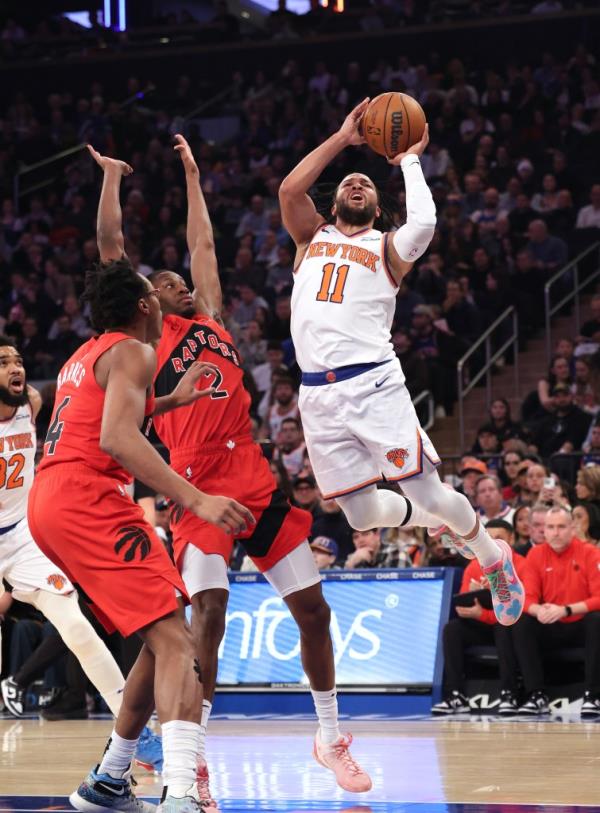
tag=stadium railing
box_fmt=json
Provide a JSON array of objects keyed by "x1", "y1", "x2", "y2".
[
  {"x1": 412, "y1": 389, "x2": 435, "y2": 432},
  {"x1": 544, "y1": 241, "x2": 600, "y2": 365},
  {"x1": 456, "y1": 307, "x2": 519, "y2": 453}
]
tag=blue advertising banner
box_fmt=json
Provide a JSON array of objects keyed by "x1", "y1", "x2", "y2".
[{"x1": 203, "y1": 569, "x2": 449, "y2": 689}]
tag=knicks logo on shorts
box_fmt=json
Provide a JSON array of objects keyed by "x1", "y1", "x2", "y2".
[
  {"x1": 114, "y1": 526, "x2": 152, "y2": 562},
  {"x1": 386, "y1": 448, "x2": 409, "y2": 469},
  {"x1": 46, "y1": 573, "x2": 67, "y2": 591}
]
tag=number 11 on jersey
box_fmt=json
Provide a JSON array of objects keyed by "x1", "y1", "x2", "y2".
[{"x1": 316, "y1": 263, "x2": 350, "y2": 304}]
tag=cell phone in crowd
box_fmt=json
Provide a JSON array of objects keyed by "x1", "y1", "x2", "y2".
[{"x1": 544, "y1": 476, "x2": 556, "y2": 489}]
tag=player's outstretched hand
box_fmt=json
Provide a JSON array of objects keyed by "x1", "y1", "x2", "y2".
[
  {"x1": 339, "y1": 98, "x2": 369, "y2": 146},
  {"x1": 174, "y1": 133, "x2": 199, "y2": 176},
  {"x1": 193, "y1": 495, "x2": 256, "y2": 535},
  {"x1": 170, "y1": 361, "x2": 219, "y2": 407},
  {"x1": 386, "y1": 123, "x2": 430, "y2": 165},
  {"x1": 87, "y1": 144, "x2": 133, "y2": 176}
]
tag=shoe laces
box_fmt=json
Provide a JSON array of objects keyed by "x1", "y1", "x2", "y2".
[
  {"x1": 196, "y1": 765, "x2": 216, "y2": 805},
  {"x1": 486, "y1": 567, "x2": 510, "y2": 603},
  {"x1": 330, "y1": 734, "x2": 364, "y2": 776}
]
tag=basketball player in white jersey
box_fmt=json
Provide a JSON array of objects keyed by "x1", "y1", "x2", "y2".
[
  {"x1": 280, "y1": 99, "x2": 524, "y2": 627},
  {"x1": 0, "y1": 335, "x2": 127, "y2": 718}
]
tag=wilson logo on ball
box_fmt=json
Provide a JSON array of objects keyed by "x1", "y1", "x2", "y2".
[
  {"x1": 114, "y1": 526, "x2": 152, "y2": 561},
  {"x1": 390, "y1": 111, "x2": 404, "y2": 155}
]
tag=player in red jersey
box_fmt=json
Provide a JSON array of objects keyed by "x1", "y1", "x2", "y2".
[
  {"x1": 28, "y1": 259, "x2": 254, "y2": 813},
  {"x1": 90, "y1": 137, "x2": 372, "y2": 801}
]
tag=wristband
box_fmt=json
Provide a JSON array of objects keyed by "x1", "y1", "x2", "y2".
[{"x1": 564, "y1": 605, "x2": 573, "y2": 617}]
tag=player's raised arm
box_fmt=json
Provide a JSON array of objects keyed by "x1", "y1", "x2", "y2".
[
  {"x1": 87, "y1": 144, "x2": 133, "y2": 264},
  {"x1": 279, "y1": 98, "x2": 370, "y2": 248},
  {"x1": 100, "y1": 340, "x2": 254, "y2": 534},
  {"x1": 174, "y1": 134, "x2": 222, "y2": 320},
  {"x1": 383, "y1": 124, "x2": 437, "y2": 285}
]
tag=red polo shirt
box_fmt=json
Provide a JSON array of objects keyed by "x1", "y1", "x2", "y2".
[{"x1": 523, "y1": 537, "x2": 600, "y2": 622}]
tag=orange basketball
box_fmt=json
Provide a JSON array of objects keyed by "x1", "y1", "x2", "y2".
[{"x1": 361, "y1": 92, "x2": 426, "y2": 158}]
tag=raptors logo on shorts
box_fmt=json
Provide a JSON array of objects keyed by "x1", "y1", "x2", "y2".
[
  {"x1": 114, "y1": 526, "x2": 152, "y2": 562},
  {"x1": 386, "y1": 448, "x2": 409, "y2": 469},
  {"x1": 46, "y1": 573, "x2": 67, "y2": 591}
]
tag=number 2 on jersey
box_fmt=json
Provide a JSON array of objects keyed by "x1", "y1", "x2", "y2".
[{"x1": 316, "y1": 263, "x2": 349, "y2": 304}]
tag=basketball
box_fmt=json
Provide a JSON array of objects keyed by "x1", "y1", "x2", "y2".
[{"x1": 360, "y1": 92, "x2": 426, "y2": 158}]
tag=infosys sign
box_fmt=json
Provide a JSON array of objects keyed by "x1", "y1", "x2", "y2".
[{"x1": 210, "y1": 569, "x2": 447, "y2": 688}]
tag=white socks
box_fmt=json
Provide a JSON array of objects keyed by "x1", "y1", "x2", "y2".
[
  {"x1": 464, "y1": 522, "x2": 502, "y2": 568},
  {"x1": 162, "y1": 720, "x2": 202, "y2": 797},
  {"x1": 197, "y1": 699, "x2": 212, "y2": 765},
  {"x1": 311, "y1": 688, "x2": 341, "y2": 745},
  {"x1": 98, "y1": 730, "x2": 138, "y2": 778}
]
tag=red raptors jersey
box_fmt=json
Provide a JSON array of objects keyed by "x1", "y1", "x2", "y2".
[
  {"x1": 153, "y1": 313, "x2": 251, "y2": 449},
  {"x1": 38, "y1": 333, "x2": 155, "y2": 484}
]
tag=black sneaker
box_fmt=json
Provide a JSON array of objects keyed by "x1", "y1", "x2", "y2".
[
  {"x1": 518, "y1": 690, "x2": 549, "y2": 715},
  {"x1": 1, "y1": 677, "x2": 26, "y2": 717},
  {"x1": 497, "y1": 690, "x2": 519, "y2": 716},
  {"x1": 581, "y1": 691, "x2": 600, "y2": 718},
  {"x1": 432, "y1": 691, "x2": 470, "y2": 715}
]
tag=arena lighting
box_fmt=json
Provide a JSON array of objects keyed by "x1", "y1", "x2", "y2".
[
  {"x1": 103, "y1": 0, "x2": 111, "y2": 28},
  {"x1": 118, "y1": 0, "x2": 127, "y2": 31}
]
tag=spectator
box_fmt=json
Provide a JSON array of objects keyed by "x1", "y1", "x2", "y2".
[
  {"x1": 269, "y1": 458, "x2": 293, "y2": 499},
  {"x1": 531, "y1": 174, "x2": 560, "y2": 214},
  {"x1": 291, "y1": 474, "x2": 319, "y2": 513},
  {"x1": 235, "y1": 194, "x2": 269, "y2": 239},
  {"x1": 264, "y1": 244, "x2": 294, "y2": 295},
  {"x1": 575, "y1": 466, "x2": 600, "y2": 509},
  {"x1": 571, "y1": 356, "x2": 599, "y2": 415},
  {"x1": 523, "y1": 463, "x2": 550, "y2": 505},
  {"x1": 432, "y1": 520, "x2": 525, "y2": 716},
  {"x1": 391, "y1": 329, "x2": 429, "y2": 398},
  {"x1": 237, "y1": 319, "x2": 267, "y2": 370},
  {"x1": 582, "y1": 419, "x2": 600, "y2": 466},
  {"x1": 512, "y1": 506, "x2": 600, "y2": 716},
  {"x1": 575, "y1": 184, "x2": 600, "y2": 229},
  {"x1": 344, "y1": 527, "x2": 412, "y2": 569},
  {"x1": 475, "y1": 475, "x2": 516, "y2": 525},
  {"x1": 500, "y1": 448, "x2": 525, "y2": 501},
  {"x1": 275, "y1": 416, "x2": 305, "y2": 478},
  {"x1": 456, "y1": 457, "x2": 488, "y2": 506},
  {"x1": 310, "y1": 536, "x2": 339, "y2": 570},
  {"x1": 526, "y1": 219, "x2": 568, "y2": 275},
  {"x1": 573, "y1": 503, "x2": 600, "y2": 545},
  {"x1": 311, "y1": 495, "x2": 354, "y2": 564},
  {"x1": 530, "y1": 355, "x2": 572, "y2": 418},
  {"x1": 264, "y1": 376, "x2": 299, "y2": 440},
  {"x1": 578, "y1": 294, "x2": 600, "y2": 343},
  {"x1": 232, "y1": 283, "x2": 269, "y2": 326},
  {"x1": 470, "y1": 425, "x2": 502, "y2": 471},
  {"x1": 531, "y1": 383, "x2": 592, "y2": 458},
  {"x1": 252, "y1": 340, "x2": 286, "y2": 400},
  {"x1": 513, "y1": 505, "x2": 533, "y2": 555}
]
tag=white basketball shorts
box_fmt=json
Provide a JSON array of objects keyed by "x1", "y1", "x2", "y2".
[
  {"x1": 299, "y1": 358, "x2": 440, "y2": 500},
  {"x1": 0, "y1": 517, "x2": 73, "y2": 598}
]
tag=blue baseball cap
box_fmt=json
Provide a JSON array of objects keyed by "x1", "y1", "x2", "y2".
[{"x1": 310, "y1": 536, "x2": 338, "y2": 557}]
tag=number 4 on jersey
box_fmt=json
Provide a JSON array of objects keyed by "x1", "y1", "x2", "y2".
[
  {"x1": 316, "y1": 263, "x2": 350, "y2": 304},
  {"x1": 45, "y1": 396, "x2": 71, "y2": 455}
]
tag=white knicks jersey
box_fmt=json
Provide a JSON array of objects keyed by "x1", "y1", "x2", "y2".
[
  {"x1": 0, "y1": 403, "x2": 36, "y2": 526},
  {"x1": 291, "y1": 224, "x2": 399, "y2": 372}
]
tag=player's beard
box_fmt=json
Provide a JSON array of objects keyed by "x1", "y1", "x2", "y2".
[
  {"x1": 335, "y1": 198, "x2": 377, "y2": 227},
  {"x1": 0, "y1": 385, "x2": 29, "y2": 408}
]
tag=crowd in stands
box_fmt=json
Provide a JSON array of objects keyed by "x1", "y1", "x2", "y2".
[
  {"x1": 2, "y1": 24, "x2": 600, "y2": 718},
  {"x1": 1, "y1": 2, "x2": 595, "y2": 67}
]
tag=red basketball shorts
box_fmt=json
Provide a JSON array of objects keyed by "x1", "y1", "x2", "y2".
[
  {"x1": 28, "y1": 463, "x2": 187, "y2": 637},
  {"x1": 169, "y1": 438, "x2": 312, "y2": 571}
]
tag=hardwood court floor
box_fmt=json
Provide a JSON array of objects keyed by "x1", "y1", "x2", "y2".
[{"x1": 1, "y1": 715, "x2": 599, "y2": 812}]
